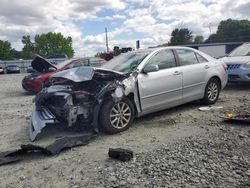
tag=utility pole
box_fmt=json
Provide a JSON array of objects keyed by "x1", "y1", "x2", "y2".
[
  {"x1": 209, "y1": 23, "x2": 212, "y2": 36},
  {"x1": 105, "y1": 27, "x2": 109, "y2": 52}
]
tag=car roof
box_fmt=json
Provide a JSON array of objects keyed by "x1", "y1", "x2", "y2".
[
  {"x1": 72, "y1": 57, "x2": 104, "y2": 60},
  {"x1": 129, "y1": 46, "x2": 196, "y2": 54}
]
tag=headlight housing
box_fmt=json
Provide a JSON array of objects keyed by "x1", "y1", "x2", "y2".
[{"x1": 243, "y1": 62, "x2": 250, "y2": 68}]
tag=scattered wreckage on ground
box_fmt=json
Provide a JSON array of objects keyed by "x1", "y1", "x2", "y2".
[{"x1": 29, "y1": 46, "x2": 228, "y2": 141}]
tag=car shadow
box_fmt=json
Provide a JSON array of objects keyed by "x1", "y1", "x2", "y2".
[{"x1": 224, "y1": 82, "x2": 250, "y2": 91}]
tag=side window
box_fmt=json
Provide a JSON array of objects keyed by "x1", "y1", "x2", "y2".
[
  {"x1": 80, "y1": 59, "x2": 90, "y2": 66},
  {"x1": 65, "y1": 59, "x2": 89, "y2": 69},
  {"x1": 196, "y1": 53, "x2": 208, "y2": 63},
  {"x1": 147, "y1": 50, "x2": 176, "y2": 70},
  {"x1": 176, "y1": 49, "x2": 199, "y2": 66},
  {"x1": 89, "y1": 59, "x2": 103, "y2": 67}
]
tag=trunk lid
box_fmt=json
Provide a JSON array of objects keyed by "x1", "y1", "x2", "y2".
[{"x1": 31, "y1": 55, "x2": 57, "y2": 73}]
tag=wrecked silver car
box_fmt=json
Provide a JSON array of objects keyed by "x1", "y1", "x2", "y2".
[{"x1": 30, "y1": 47, "x2": 228, "y2": 140}]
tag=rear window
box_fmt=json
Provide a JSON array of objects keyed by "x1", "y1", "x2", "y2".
[{"x1": 195, "y1": 53, "x2": 208, "y2": 63}]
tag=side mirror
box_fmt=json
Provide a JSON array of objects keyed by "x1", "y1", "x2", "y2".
[{"x1": 143, "y1": 64, "x2": 159, "y2": 73}]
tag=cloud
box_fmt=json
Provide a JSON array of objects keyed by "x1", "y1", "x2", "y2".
[{"x1": 0, "y1": 0, "x2": 249, "y2": 56}]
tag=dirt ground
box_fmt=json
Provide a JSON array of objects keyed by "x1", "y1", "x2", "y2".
[{"x1": 0, "y1": 73, "x2": 249, "y2": 187}]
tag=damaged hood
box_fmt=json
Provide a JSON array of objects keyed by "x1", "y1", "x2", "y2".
[
  {"x1": 31, "y1": 55, "x2": 57, "y2": 73},
  {"x1": 51, "y1": 66, "x2": 125, "y2": 82}
]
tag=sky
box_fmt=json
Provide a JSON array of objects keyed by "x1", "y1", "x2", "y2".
[{"x1": 0, "y1": 0, "x2": 250, "y2": 56}]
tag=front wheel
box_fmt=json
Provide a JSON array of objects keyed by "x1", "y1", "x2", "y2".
[
  {"x1": 99, "y1": 98, "x2": 135, "y2": 134},
  {"x1": 203, "y1": 78, "x2": 221, "y2": 105}
]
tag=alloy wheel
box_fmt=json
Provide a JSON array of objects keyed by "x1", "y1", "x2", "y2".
[
  {"x1": 207, "y1": 82, "x2": 218, "y2": 101},
  {"x1": 109, "y1": 102, "x2": 132, "y2": 129}
]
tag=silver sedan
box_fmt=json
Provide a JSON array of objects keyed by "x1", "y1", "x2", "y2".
[{"x1": 30, "y1": 46, "x2": 228, "y2": 140}]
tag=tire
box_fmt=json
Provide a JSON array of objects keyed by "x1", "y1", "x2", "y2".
[
  {"x1": 203, "y1": 78, "x2": 221, "y2": 105},
  {"x1": 99, "y1": 98, "x2": 135, "y2": 134}
]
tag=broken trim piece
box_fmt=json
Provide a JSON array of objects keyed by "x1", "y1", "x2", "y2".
[
  {"x1": 0, "y1": 133, "x2": 96, "y2": 166},
  {"x1": 29, "y1": 105, "x2": 56, "y2": 141}
]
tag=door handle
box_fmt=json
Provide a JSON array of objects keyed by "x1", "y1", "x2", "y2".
[
  {"x1": 205, "y1": 65, "x2": 210, "y2": 69},
  {"x1": 173, "y1": 71, "x2": 181, "y2": 75}
]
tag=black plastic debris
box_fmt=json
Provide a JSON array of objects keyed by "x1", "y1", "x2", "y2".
[
  {"x1": 0, "y1": 156, "x2": 21, "y2": 166},
  {"x1": 0, "y1": 133, "x2": 96, "y2": 166},
  {"x1": 108, "y1": 148, "x2": 133, "y2": 162}
]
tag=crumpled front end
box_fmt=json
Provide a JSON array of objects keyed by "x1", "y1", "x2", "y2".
[
  {"x1": 29, "y1": 67, "x2": 128, "y2": 141},
  {"x1": 30, "y1": 84, "x2": 96, "y2": 141}
]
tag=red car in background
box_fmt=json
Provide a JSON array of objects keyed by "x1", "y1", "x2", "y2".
[{"x1": 22, "y1": 55, "x2": 106, "y2": 93}]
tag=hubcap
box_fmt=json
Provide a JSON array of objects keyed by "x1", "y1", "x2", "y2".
[
  {"x1": 207, "y1": 82, "x2": 218, "y2": 101},
  {"x1": 110, "y1": 102, "x2": 131, "y2": 129}
]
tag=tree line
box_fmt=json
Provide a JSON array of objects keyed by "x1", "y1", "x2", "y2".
[
  {"x1": 166, "y1": 18, "x2": 250, "y2": 46},
  {"x1": 96, "y1": 19, "x2": 250, "y2": 58},
  {"x1": 0, "y1": 19, "x2": 250, "y2": 60},
  {"x1": 0, "y1": 32, "x2": 74, "y2": 60}
]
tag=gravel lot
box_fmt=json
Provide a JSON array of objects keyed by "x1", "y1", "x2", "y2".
[{"x1": 0, "y1": 73, "x2": 249, "y2": 187}]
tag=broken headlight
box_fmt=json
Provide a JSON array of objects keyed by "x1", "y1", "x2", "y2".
[{"x1": 73, "y1": 91, "x2": 94, "y2": 103}]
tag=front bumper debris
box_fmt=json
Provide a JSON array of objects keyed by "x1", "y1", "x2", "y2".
[{"x1": 29, "y1": 105, "x2": 56, "y2": 141}]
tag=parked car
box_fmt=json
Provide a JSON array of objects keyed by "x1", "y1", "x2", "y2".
[
  {"x1": 26, "y1": 66, "x2": 36, "y2": 73},
  {"x1": 0, "y1": 66, "x2": 4, "y2": 74},
  {"x1": 6, "y1": 64, "x2": 20, "y2": 74},
  {"x1": 22, "y1": 55, "x2": 106, "y2": 93},
  {"x1": 29, "y1": 46, "x2": 228, "y2": 140},
  {"x1": 220, "y1": 42, "x2": 250, "y2": 82}
]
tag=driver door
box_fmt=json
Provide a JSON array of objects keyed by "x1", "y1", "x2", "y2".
[{"x1": 138, "y1": 49, "x2": 182, "y2": 113}]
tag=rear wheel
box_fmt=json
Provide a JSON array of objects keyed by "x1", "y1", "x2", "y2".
[
  {"x1": 203, "y1": 78, "x2": 220, "y2": 105},
  {"x1": 99, "y1": 98, "x2": 135, "y2": 134}
]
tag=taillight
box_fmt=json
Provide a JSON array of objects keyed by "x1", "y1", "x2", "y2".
[{"x1": 222, "y1": 63, "x2": 227, "y2": 72}]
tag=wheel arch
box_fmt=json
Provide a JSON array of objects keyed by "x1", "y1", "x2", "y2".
[
  {"x1": 99, "y1": 92, "x2": 138, "y2": 119},
  {"x1": 126, "y1": 93, "x2": 138, "y2": 117},
  {"x1": 209, "y1": 76, "x2": 222, "y2": 90}
]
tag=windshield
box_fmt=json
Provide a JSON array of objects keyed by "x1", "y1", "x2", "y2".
[
  {"x1": 101, "y1": 51, "x2": 150, "y2": 73},
  {"x1": 229, "y1": 44, "x2": 250, "y2": 57},
  {"x1": 55, "y1": 59, "x2": 73, "y2": 69}
]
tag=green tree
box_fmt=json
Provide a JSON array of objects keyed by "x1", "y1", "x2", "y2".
[
  {"x1": 22, "y1": 32, "x2": 74, "y2": 58},
  {"x1": 113, "y1": 46, "x2": 121, "y2": 56},
  {"x1": 170, "y1": 28, "x2": 193, "y2": 45},
  {"x1": 194, "y1": 35, "x2": 204, "y2": 44},
  {"x1": 206, "y1": 19, "x2": 250, "y2": 43},
  {"x1": 22, "y1": 35, "x2": 35, "y2": 59},
  {"x1": 0, "y1": 40, "x2": 12, "y2": 60},
  {"x1": 95, "y1": 52, "x2": 105, "y2": 57},
  {"x1": 10, "y1": 49, "x2": 24, "y2": 59}
]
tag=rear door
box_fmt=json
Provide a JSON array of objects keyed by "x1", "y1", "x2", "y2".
[
  {"x1": 138, "y1": 49, "x2": 182, "y2": 113},
  {"x1": 175, "y1": 49, "x2": 209, "y2": 102}
]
